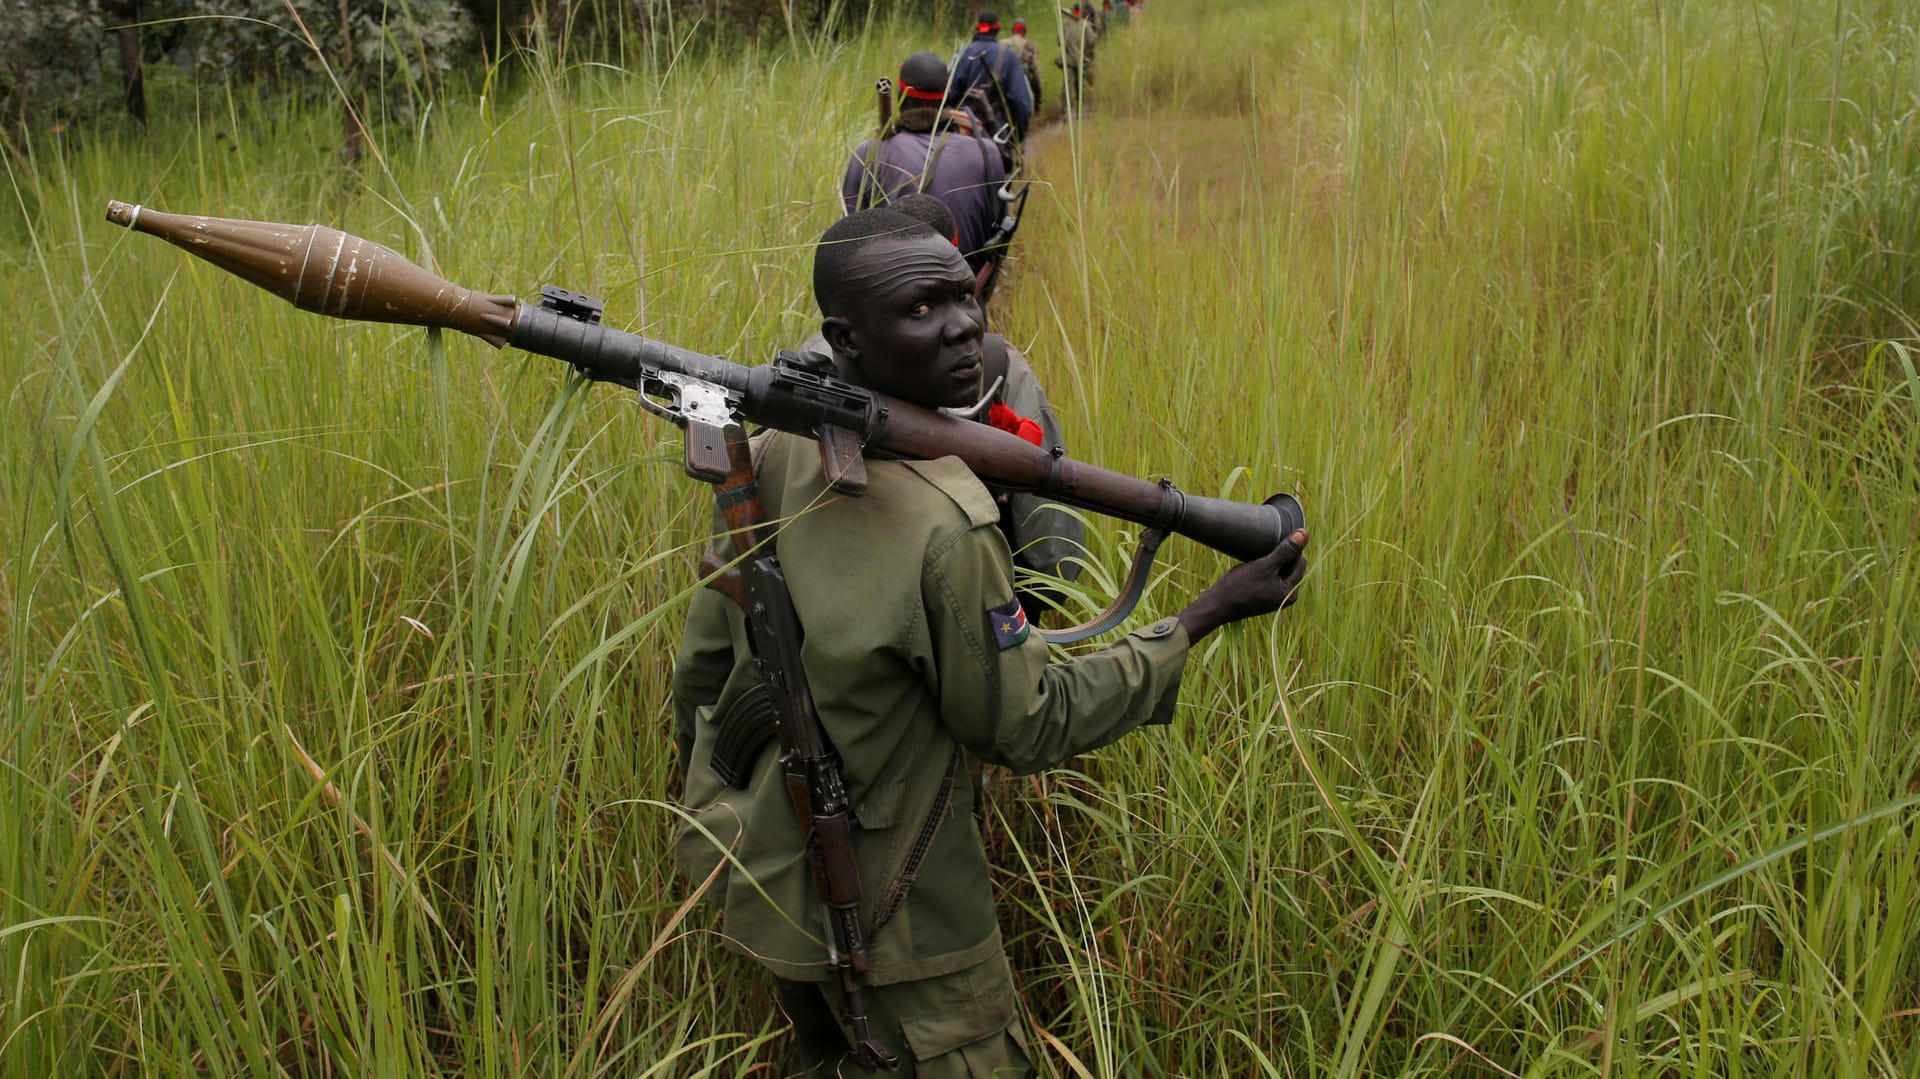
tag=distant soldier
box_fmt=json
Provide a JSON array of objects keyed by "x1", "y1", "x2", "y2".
[
  {"x1": 843, "y1": 52, "x2": 1009, "y2": 274},
  {"x1": 1108, "y1": 0, "x2": 1131, "y2": 27},
  {"x1": 1059, "y1": 4, "x2": 1099, "y2": 109},
  {"x1": 1008, "y1": 18, "x2": 1042, "y2": 111},
  {"x1": 950, "y1": 9, "x2": 1034, "y2": 144}
]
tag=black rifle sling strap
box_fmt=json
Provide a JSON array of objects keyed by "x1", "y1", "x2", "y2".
[
  {"x1": 870, "y1": 745, "x2": 964, "y2": 934},
  {"x1": 700, "y1": 427, "x2": 899, "y2": 1071}
]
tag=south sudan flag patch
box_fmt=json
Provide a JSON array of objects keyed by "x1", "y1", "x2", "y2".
[{"x1": 988, "y1": 597, "x2": 1030, "y2": 650}]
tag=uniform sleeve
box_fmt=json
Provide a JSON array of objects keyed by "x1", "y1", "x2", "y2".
[
  {"x1": 842, "y1": 142, "x2": 873, "y2": 214},
  {"x1": 1000, "y1": 52, "x2": 1033, "y2": 136},
  {"x1": 922, "y1": 521, "x2": 1189, "y2": 775},
  {"x1": 671, "y1": 584, "x2": 736, "y2": 785},
  {"x1": 1002, "y1": 346, "x2": 1086, "y2": 585}
]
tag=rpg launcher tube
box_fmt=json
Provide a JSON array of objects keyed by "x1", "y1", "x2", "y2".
[{"x1": 106, "y1": 199, "x2": 1305, "y2": 562}]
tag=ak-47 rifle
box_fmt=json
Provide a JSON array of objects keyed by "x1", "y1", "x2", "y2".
[
  {"x1": 700, "y1": 425, "x2": 896, "y2": 1069},
  {"x1": 875, "y1": 76, "x2": 894, "y2": 133},
  {"x1": 974, "y1": 166, "x2": 1029, "y2": 301}
]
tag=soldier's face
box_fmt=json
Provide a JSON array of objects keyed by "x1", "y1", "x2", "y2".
[{"x1": 830, "y1": 235, "x2": 985, "y2": 409}]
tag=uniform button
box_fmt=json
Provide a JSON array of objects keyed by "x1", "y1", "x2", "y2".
[{"x1": 1146, "y1": 618, "x2": 1178, "y2": 637}]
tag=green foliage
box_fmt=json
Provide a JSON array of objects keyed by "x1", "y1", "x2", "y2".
[
  {"x1": 0, "y1": 2, "x2": 116, "y2": 133},
  {"x1": 185, "y1": 0, "x2": 477, "y2": 115},
  {"x1": 2, "y1": 0, "x2": 1917, "y2": 1075}
]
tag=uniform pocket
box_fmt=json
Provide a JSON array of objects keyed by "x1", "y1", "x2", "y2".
[
  {"x1": 895, "y1": 954, "x2": 1021, "y2": 1061},
  {"x1": 855, "y1": 778, "x2": 904, "y2": 829}
]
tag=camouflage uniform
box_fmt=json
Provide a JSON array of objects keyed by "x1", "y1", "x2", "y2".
[
  {"x1": 672, "y1": 431, "x2": 1190, "y2": 1073},
  {"x1": 1060, "y1": 18, "x2": 1098, "y2": 106},
  {"x1": 1007, "y1": 30, "x2": 1041, "y2": 110}
]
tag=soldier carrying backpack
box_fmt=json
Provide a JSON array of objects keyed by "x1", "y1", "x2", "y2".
[{"x1": 949, "y1": 10, "x2": 1033, "y2": 149}]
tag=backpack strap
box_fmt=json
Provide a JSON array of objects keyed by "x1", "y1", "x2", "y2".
[
  {"x1": 981, "y1": 333, "x2": 1011, "y2": 404},
  {"x1": 918, "y1": 131, "x2": 955, "y2": 193}
]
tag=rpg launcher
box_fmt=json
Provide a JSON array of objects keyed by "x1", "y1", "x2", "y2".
[{"x1": 104, "y1": 200, "x2": 1304, "y2": 638}]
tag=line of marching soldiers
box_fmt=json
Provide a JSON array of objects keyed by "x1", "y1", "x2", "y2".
[
  {"x1": 813, "y1": 6, "x2": 1140, "y2": 611},
  {"x1": 673, "y1": 4, "x2": 1312, "y2": 1073},
  {"x1": 841, "y1": 4, "x2": 1137, "y2": 307}
]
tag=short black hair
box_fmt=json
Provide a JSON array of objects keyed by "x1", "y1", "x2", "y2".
[
  {"x1": 888, "y1": 193, "x2": 959, "y2": 243},
  {"x1": 813, "y1": 208, "x2": 941, "y2": 317}
]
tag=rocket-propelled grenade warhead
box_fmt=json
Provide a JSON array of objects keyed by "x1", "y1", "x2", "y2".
[{"x1": 104, "y1": 199, "x2": 518, "y2": 347}]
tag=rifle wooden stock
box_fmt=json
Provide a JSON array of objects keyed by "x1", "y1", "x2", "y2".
[{"x1": 107, "y1": 199, "x2": 1304, "y2": 562}]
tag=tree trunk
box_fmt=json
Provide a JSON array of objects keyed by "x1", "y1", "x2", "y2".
[
  {"x1": 339, "y1": 0, "x2": 365, "y2": 161},
  {"x1": 102, "y1": 0, "x2": 148, "y2": 128}
]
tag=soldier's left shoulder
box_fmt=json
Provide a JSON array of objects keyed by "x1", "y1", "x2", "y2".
[{"x1": 899, "y1": 456, "x2": 1000, "y2": 529}]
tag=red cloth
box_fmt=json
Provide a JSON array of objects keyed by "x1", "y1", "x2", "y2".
[{"x1": 987, "y1": 402, "x2": 1044, "y2": 446}]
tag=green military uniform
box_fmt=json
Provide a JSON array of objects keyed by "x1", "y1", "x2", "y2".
[
  {"x1": 1060, "y1": 19, "x2": 1097, "y2": 104},
  {"x1": 793, "y1": 333, "x2": 1086, "y2": 597},
  {"x1": 672, "y1": 430, "x2": 1191, "y2": 1073}
]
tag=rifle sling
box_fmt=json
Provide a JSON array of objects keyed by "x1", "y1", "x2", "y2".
[{"x1": 870, "y1": 745, "x2": 964, "y2": 935}]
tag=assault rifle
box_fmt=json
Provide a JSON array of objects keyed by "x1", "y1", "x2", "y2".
[{"x1": 701, "y1": 426, "x2": 897, "y2": 1068}]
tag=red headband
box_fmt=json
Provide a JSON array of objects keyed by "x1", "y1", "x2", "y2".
[
  {"x1": 900, "y1": 84, "x2": 946, "y2": 101},
  {"x1": 977, "y1": 21, "x2": 998, "y2": 32}
]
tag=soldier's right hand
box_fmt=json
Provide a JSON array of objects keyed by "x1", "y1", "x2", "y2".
[{"x1": 1174, "y1": 529, "x2": 1308, "y2": 643}]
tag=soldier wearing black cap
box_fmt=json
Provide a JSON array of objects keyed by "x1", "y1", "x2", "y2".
[
  {"x1": 950, "y1": 9, "x2": 1034, "y2": 141},
  {"x1": 843, "y1": 52, "x2": 1010, "y2": 274}
]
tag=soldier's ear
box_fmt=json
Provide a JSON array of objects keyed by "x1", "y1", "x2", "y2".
[{"x1": 822, "y1": 316, "x2": 855, "y2": 359}]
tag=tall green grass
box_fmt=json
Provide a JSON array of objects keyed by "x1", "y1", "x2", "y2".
[{"x1": 3, "y1": 0, "x2": 1917, "y2": 1075}]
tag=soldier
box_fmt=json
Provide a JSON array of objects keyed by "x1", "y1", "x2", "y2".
[
  {"x1": 949, "y1": 9, "x2": 1034, "y2": 142},
  {"x1": 844, "y1": 52, "x2": 1010, "y2": 274},
  {"x1": 1059, "y1": 4, "x2": 1099, "y2": 110},
  {"x1": 1007, "y1": 18, "x2": 1041, "y2": 112},
  {"x1": 671, "y1": 207, "x2": 1309, "y2": 1075},
  {"x1": 798, "y1": 193, "x2": 1081, "y2": 608}
]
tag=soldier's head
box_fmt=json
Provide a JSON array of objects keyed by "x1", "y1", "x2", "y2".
[
  {"x1": 889, "y1": 192, "x2": 962, "y2": 250},
  {"x1": 1011, "y1": 17, "x2": 1027, "y2": 35},
  {"x1": 975, "y1": 9, "x2": 1001, "y2": 36},
  {"x1": 815, "y1": 208, "x2": 984, "y2": 410},
  {"x1": 896, "y1": 51, "x2": 951, "y2": 117}
]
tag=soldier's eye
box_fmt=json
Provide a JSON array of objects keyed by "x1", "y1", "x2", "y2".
[{"x1": 910, "y1": 302, "x2": 932, "y2": 316}]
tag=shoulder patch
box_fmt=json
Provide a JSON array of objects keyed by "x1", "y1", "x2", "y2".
[
  {"x1": 901, "y1": 456, "x2": 1001, "y2": 529},
  {"x1": 987, "y1": 597, "x2": 1030, "y2": 650}
]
